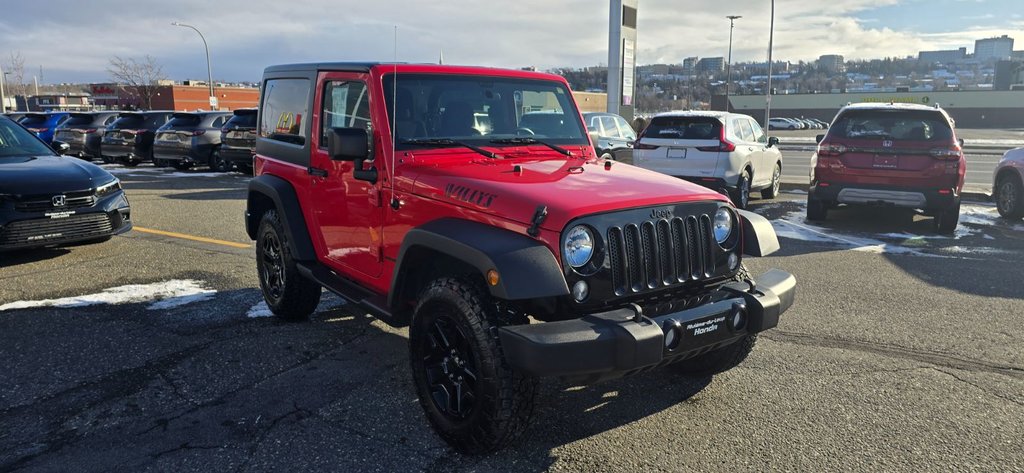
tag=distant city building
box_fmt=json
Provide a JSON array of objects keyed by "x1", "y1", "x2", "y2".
[
  {"x1": 682, "y1": 57, "x2": 698, "y2": 75},
  {"x1": 975, "y1": 35, "x2": 1014, "y2": 61},
  {"x1": 696, "y1": 57, "x2": 724, "y2": 74},
  {"x1": 744, "y1": 61, "x2": 791, "y2": 73},
  {"x1": 994, "y1": 60, "x2": 1024, "y2": 90},
  {"x1": 25, "y1": 93, "x2": 91, "y2": 112},
  {"x1": 919, "y1": 47, "x2": 968, "y2": 65},
  {"x1": 1013, "y1": 51, "x2": 1024, "y2": 60},
  {"x1": 817, "y1": 54, "x2": 846, "y2": 74}
]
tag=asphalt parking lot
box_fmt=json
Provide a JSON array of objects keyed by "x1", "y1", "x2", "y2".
[{"x1": 1, "y1": 163, "x2": 1022, "y2": 472}]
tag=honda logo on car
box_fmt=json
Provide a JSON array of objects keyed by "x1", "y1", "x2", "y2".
[
  {"x1": 52, "y1": 195, "x2": 67, "y2": 207},
  {"x1": 687, "y1": 316, "x2": 726, "y2": 336}
]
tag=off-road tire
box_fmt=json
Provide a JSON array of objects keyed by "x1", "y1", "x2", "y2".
[
  {"x1": 172, "y1": 161, "x2": 192, "y2": 171},
  {"x1": 256, "y1": 210, "x2": 321, "y2": 320},
  {"x1": 806, "y1": 196, "x2": 828, "y2": 221},
  {"x1": 409, "y1": 278, "x2": 537, "y2": 454},
  {"x1": 761, "y1": 162, "x2": 782, "y2": 199},
  {"x1": 933, "y1": 199, "x2": 961, "y2": 235},
  {"x1": 995, "y1": 174, "x2": 1024, "y2": 220},
  {"x1": 732, "y1": 169, "x2": 752, "y2": 209},
  {"x1": 672, "y1": 264, "x2": 757, "y2": 376}
]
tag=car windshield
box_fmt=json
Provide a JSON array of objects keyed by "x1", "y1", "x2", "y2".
[
  {"x1": 19, "y1": 115, "x2": 49, "y2": 127},
  {"x1": 225, "y1": 111, "x2": 257, "y2": 128},
  {"x1": 166, "y1": 114, "x2": 202, "y2": 128},
  {"x1": 382, "y1": 74, "x2": 588, "y2": 151},
  {"x1": 110, "y1": 114, "x2": 145, "y2": 129},
  {"x1": 0, "y1": 118, "x2": 56, "y2": 158},
  {"x1": 63, "y1": 114, "x2": 95, "y2": 127},
  {"x1": 831, "y1": 110, "x2": 953, "y2": 141},
  {"x1": 643, "y1": 116, "x2": 722, "y2": 140}
]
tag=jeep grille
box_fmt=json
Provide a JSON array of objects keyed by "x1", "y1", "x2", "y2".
[{"x1": 606, "y1": 215, "x2": 716, "y2": 296}]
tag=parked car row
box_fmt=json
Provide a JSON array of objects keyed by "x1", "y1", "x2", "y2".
[
  {"x1": 3, "y1": 109, "x2": 257, "y2": 173},
  {"x1": 768, "y1": 117, "x2": 828, "y2": 130}
]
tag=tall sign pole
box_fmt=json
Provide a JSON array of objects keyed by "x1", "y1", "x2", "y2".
[
  {"x1": 764, "y1": 0, "x2": 775, "y2": 127},
  {"x1": 608, "y1": 0, "x2": 639, "y2": 122}
]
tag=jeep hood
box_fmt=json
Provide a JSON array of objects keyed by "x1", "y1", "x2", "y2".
[{"x1": 406, "y1": 152, "x2": 729, "y2": 231}]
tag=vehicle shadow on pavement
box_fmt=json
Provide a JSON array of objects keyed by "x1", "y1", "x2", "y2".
[
  {"x1": 1, "y1": 247, "x2": 73, "y2": 268},
  {"x1": 161, "y1": 189, "x2": 249, "y2": 201}
]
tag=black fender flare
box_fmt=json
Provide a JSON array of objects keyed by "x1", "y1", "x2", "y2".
[
  {"x1": 390, "y1": 218, "x2": 569, "y2": 307},
  {"x1": 246, "y1": 174, "x2": 316, "y2": 261},
  {"x1": 736, "y1": 208, "x2": 780, "y2": 257}
]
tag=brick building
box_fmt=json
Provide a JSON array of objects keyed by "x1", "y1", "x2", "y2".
[{"x1": 89, "y1": 83, "x2": 259, "y2": 111}]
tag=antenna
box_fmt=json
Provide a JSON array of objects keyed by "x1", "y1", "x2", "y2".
[{"x1": 390, "y1": 26, "x2": 400, "y2": 210}]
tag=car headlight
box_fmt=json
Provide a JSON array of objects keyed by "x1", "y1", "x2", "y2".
[
  {"x1": 563, "y1": 225, "x2": 595, "y2": 268},
  {"x1": 96, "y1": 179, "x2": 121, "y2": 197},
  {"x1": 713, "y1": 207, "x2": 734, "y2": 244}
]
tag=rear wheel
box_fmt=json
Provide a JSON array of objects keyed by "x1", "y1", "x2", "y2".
[
  {"x1": 122, "y1": 155, "x2": 140, "y2": 167},
  {"x1": 731, "y1": 169, "x2": 751, "y2": 209},
  {"x1": 172, "y1": 161, "x2": 192, "y2": 171},
  {"x1": 996, "y1": 174, "x2": 1024, "y2": 220},
  {"x1": 806, "y1": 196, "x2": 828, "y2": 221},
  {"x1": 410, "y1": 278, "x2": 537, "y2": 454},
  {"x1": 210, "y1": 147, "x2": 232, "y2": 172},
  {"x1": 256, "y1": 210, "x2": 322, "y2": 320},
  {"x1": 933, "y1": 199, "x2": 961, "y2": 234},
  {"x1": 761, "y1": 162, "x2": 782, "y2": 199}
]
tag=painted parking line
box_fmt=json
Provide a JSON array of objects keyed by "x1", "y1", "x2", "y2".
[{"x1": 133, "y1": 226, "x2": 252, "y2": 249}]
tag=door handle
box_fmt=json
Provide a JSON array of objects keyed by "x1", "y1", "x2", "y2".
[{"x1": 307, "y1": 167, "x2": 328, "y2": 177}]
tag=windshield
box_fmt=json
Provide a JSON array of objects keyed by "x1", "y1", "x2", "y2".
[
  {"x1": 382, "y1": 74, "x2": 588, "y2": 151},
  {"x1": 225, "y1": 111, "x2": 257, "y2": 129},
  {"x1": 643, "y1": 116, "x2": 722, "y2": 140},
  {"x1": 0, "y1": 118, "x2": 56, "y2": 158},
  {"x1": 831, "y1": 110, "x2": 953, "y2": 141},
  {"x1": 63, "y1": 114, "x2": 95, "y2": 127},
  {"x1": 165, "y1": 114, "x2": 202, "y2": 128}
]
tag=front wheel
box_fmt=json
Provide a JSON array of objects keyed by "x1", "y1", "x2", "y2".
[
  {"x1": 807, "y1": 196, "x2": 828, "y2": 221},
  {"x1": 410, "y1": 278, "x2": 537, "y2": 454},
  {"x1": 996, "y1": 175, "x2": 1024, "y2": 220},
  {"x1": 256, "y1": 210, "x2": 322, "y2": 320},
  {"x1": 761, "y1": 162, "x2": 782, "y2": 199}
]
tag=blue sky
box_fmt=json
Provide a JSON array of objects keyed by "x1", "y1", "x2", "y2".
[{"x1": 0, "y1": 0, "x2": 1021, "y2": 84}]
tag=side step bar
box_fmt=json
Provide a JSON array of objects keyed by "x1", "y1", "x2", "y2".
[{"x1": 296, "y1": 262, "x2": 401, "y2": 326}]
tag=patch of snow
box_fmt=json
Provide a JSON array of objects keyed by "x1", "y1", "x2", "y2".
[
  {"x1": 772, "y1": 210, "x2": 937, "y2": 257},
  {"x1": 0, "y1": 280, "x2": 216, "y2": 312},
  {"x1": 958, "y1": 205, "x2": 1000, "y2": 226},
  {"x1": 246, "y1": 293, "x2": 348, "y2": 318}
]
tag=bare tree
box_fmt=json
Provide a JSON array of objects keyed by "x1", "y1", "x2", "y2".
[
  {"x1": 4, "y1": 52, "x2": 26, "y2": 97},
  {"x1": 107, "y1": 55, "x2": 166, "y2": 110}
]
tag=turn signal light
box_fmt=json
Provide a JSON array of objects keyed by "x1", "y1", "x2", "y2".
[{"x1": 929, "y1": 147, "x2": 961, "y2": 160}]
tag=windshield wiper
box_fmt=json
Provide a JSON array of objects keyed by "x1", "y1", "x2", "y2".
[
  {"x1": 489, "y1": 137, "x2": 572, "y2": 156},
  {"x1": 401, "y1": 138, "x2": 499, "y2": 159}
]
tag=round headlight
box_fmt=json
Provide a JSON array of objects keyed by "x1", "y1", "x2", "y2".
[
  {"x1": 714, "y1": 207, "x2": 734, "y2": 244},
  {"x1": 563, "y1": 225, "x2": 595, "y2": 268}
]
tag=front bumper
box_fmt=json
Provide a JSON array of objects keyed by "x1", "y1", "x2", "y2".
[
  {"x1": 498, "y1": 269, "x2": 796, "y2": 380},
  {"x1": 810, "y1": 182, "x2": 958, "y2": 211},
  {"x1": 220, "y1": 145, "x2": 255, "y2": 165},
  {"x1": 0, "y1": 193, "x2": 132, "y2": 251}
]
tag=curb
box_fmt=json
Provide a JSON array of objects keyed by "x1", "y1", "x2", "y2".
[{"x1": 778, "y1": 182, "x2": 991, "y2": 204}]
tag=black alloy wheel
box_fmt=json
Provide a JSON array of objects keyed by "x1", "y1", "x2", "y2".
[
  {"x1": 733, "y1": 170, "x2": 751, "y2": 209},
  {"x1": 422, "y1": 315, "x2": 479, "y2": 419},
  {"x1": 260, "y1": 231, "x2": 285, "y2": 302},
  {"x1": 761, "y1": 162, "x2": 781, "y2": 199}
]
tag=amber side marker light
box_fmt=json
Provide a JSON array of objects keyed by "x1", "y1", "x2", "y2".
[{"x1": 487, "y1": 270, "x2": 500, "y2": 286}]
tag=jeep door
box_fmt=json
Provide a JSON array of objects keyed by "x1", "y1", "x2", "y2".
[{"x1": 310, "y1": 73, "x2": 384, "y2": 278}]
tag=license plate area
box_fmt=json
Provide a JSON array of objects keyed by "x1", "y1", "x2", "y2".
[
  {"x1": 667, "y1": 147, "x2": 687, "y2": 159},
  {"x1": 873, "y1": 155, "x2": 898, "y2": 169}
]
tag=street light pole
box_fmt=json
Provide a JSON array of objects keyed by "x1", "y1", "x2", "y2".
[
  {"x1": 0, "y1": 65, "x2": 6, "y2": 114},
  {"x1": 171, "y1": 22, "x2": 216, "y2": 110},
  {"x1": 764, "y1": 0, "x2": 775, "y2": 128},
  {"x1": 725, "y1": 15, "x2": 741, "y2": 112}
]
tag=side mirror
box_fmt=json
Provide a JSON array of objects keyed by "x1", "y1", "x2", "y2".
[
  {"x1": 327, "y1": 127, "x2": 377, "y2": 183},
  {"x1": 815, "y1": 134, "x2": 825, "y2": 144},
  {"x1": 767, "y1": 136, "x2": 780, "y2": 147},
  {"x1": 958, "y1": 138, "x2": 965, "y2": 148},
  {"x1": 52, "y1": 140, "x2": 71, "y2": 155},
  {"x1": 328, "y1": 127, "x2": 370, "y2": 161}
]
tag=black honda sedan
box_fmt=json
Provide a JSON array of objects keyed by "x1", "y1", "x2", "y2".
[{"x1": 0, "y1": 115, "x2": 131, "y2": 251}]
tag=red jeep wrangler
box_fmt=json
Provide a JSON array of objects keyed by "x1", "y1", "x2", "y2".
[
  {"x1": 245, "y1": 62, "x2": 796, "y2": 453},
  {"x1": 808, "y1": 103, "x2": 966, "y2": 233}
]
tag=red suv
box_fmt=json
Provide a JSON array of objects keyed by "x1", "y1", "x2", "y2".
[
  {"x1": 245, "y1": 62, "x2": 796, "y2": 453},
  {"x1": 807, "y1": 103, "x2": 966, "y2": 233}
]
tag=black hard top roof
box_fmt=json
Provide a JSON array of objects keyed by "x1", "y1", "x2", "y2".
[{"x1": 263, "y1": 62, "x2": 385, "y2": 73}]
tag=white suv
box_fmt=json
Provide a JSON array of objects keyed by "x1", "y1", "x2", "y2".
[{"x1": 633, "y1": 111, "x2": 784, "y2": 208}]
